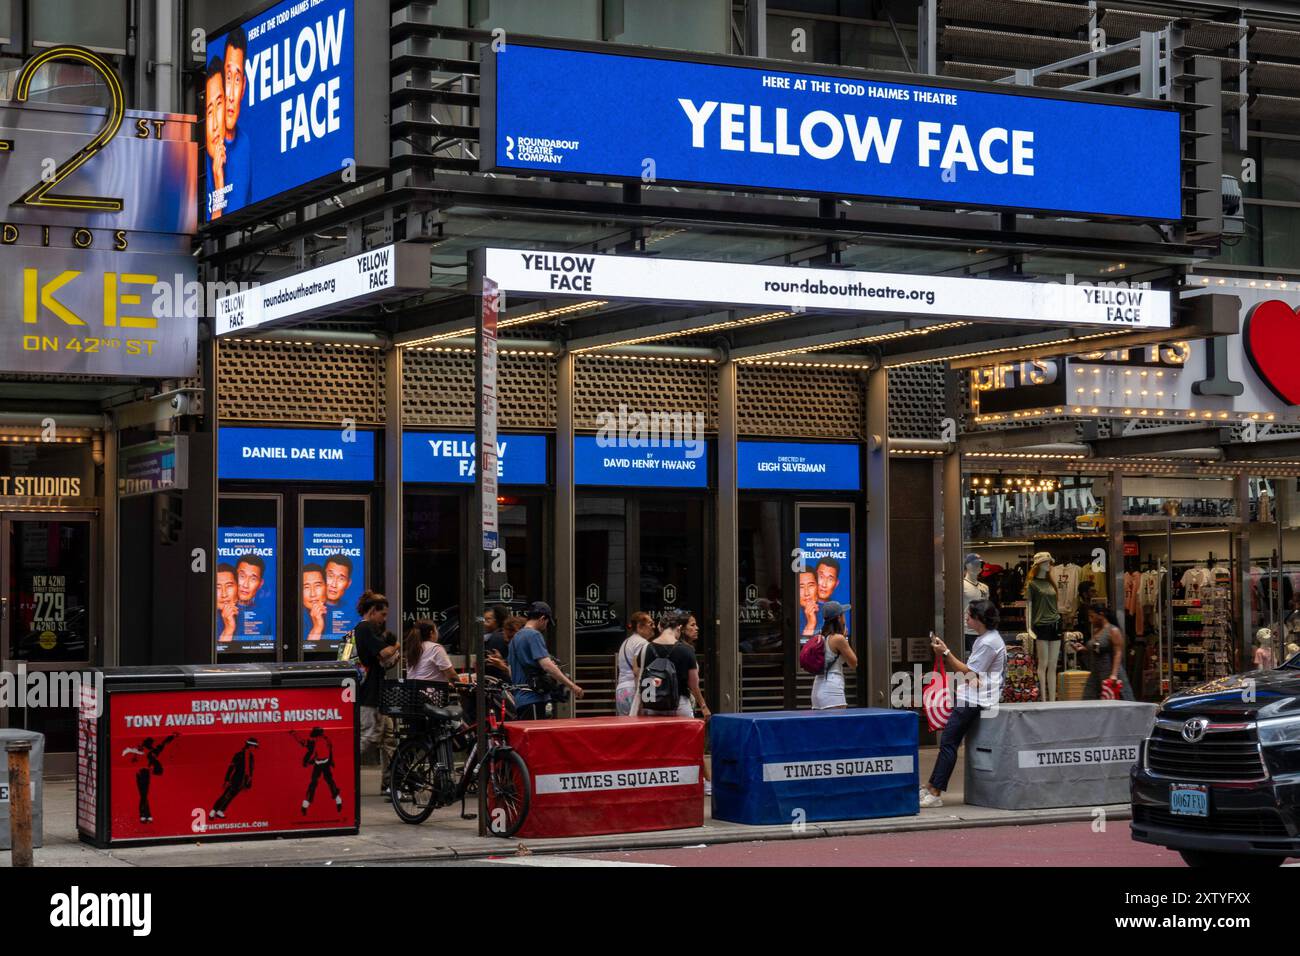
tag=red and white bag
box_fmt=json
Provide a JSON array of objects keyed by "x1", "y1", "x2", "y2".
[
  {"x1": 1101, "y1": 677, "x2": 1123, "y2": 700},
  {"x1": 922, "y1": 653, "x2": 955, "y2": 731}
]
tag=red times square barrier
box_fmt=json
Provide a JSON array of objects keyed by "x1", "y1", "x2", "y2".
[
  {"x1": 508, "y1": 716, "x2": 705, "y2": 839},
  {"x1": 79, "y1": 665, "x2": 359, "y2": 847}
]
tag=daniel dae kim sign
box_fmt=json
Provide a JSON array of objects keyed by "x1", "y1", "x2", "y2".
[
  {"x1": 481, "y1": 249, "x2": 1171, "y2": 329},
  {"x1": 481, "y1": 42, "x2": 1182, "y2": 220}
]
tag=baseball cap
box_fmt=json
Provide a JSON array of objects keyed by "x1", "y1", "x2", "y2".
[
  {"x1": 963, "y1": 553, "x2": 983, "y2": 567},
  {"x1": 821, "y1": 600, "x2": 851, "y2": 619},
  {"x1": 524, "y1": 600, "x2": 555, "y2": 622}
]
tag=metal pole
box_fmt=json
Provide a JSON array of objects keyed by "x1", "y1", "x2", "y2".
[
  {"x1": 102, "y1": 425, "x2": 119, "y2": 667},
  {"x1": 1164, "y1": 520, "x2": 1173, "y2": 697},
  {"x1": 1108, "y1": 469, "x2": 1124, "y2": 632},
  {"x1": 917, "y1": 0, "x2": 938, "y2": 75},
  {"x1": 1234, "y1": 473, "x2": 1250, "y2": 672},
  {"x1": 472, "y1": 281, "x2": 488, "y2": 837},
  {"x1": 864, "y1": 366, "x2": 891, "y2": 707},
  {"x1": 6, "y1": 740, "x2": 33, "y2": 867},
  {"x1": 554, "y1": 352, "x2": 576, "y2": 716},
  {"x1": 384, "y1": 346, "x2": 404, "y2": 642},
  {"x1": 744, "y1": 0, "x2": 768, "y2": 58},
  {"x1": 943, "y1": 369, "x2": 963, "y2": 654},
  {"x1": 942, "y1": 450, "x2": 963, "y2": 654},
  {"x1": 716, "y1": 359, "x2": 740, "y2": 713}
]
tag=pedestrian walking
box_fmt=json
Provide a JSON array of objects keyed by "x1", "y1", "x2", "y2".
[
  {"x1": 508, "y1": 601, "x2": 584, "y2": 719},
  {"x1": 353, "y1": 591, "x2": 400, "y2": 785},
  {"x1": 674, "y1": 610, "x2": 714, "y2": 794},
  {"x1": 1073, "y1": 605, "x2": 1135, "y2": 700},
  {"x1": 810, "y1": 601, "x2": 857, "y2": 710},
  {"x1": 488, "y1": 614, "x2": 524, "y2": 678},
  {"x1": 403, "y1": 619, "x2": 458, "y2": 683},
  {"x1": 631, "y1": 611, "x2": 707, "y2": 720},
  {"x1": 920, "y1": 600, "x2": 1006, "y2": 809},
  {"x1": 615, "y1": 612, "x2": 654, "y2": 716},
  {"x1": 484, "y1": 603, "x2": 511, "y2": 675}
]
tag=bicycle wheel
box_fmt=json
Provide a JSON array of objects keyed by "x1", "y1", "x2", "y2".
[
  {"x1": 481, "y1": 746, "x2": 531, "y2": 838},
  {"x1": 389, "y1": 739, "x2": 438, "y2": 824}
]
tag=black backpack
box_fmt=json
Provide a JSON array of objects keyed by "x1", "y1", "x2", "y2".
[{"x1": 639, "y1": 642, "x2": 681, "y2": 712}]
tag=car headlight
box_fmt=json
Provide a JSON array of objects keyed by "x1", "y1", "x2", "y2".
[{"x1": 1257, "y1": 714, "x2": 1300, "y2": 746}]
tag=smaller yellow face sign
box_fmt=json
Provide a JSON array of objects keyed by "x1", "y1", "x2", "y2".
[{"x1": 38, "y1": 630, "x2": 58, "y2": 651}]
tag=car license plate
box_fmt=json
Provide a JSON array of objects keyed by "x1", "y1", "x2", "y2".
[{"x1": 1169, "y1": 784, "x2": 1209, "y2": 817}]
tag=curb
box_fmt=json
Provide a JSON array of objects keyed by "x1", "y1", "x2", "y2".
[{"x1": 235, "y1": 804, "x2": 1133, "y2": 867}]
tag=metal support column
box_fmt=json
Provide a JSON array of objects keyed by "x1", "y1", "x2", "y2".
[
  {"x1": 917, "y1": 0, "x2": 938, "y2": 75},
  {"x1": 384, "y1": 346, "x2": 403, "y2": 637},
  {"x1": 942, "y1": 369, "x2": 963, "y2": 651},
  {"x1": 744, "y1": 0, "x2": 768, "y2": 58},
  {"x1": 716, "y1": 359, "x2": 740, "y2": 714},
  {"x1": 1108, "y1": 469, "x2": 1124, "y2": 633},
  {"x1": 1234, "y1": 472, "x2": 1251, "y2": 672},
  {"x1": 942, "y1": 449, "x2": 963, "y2": 651},
  {"x1": 554, "y1": 350, "x2": 577, "y2": 716},
  {"x1": 102, "y1": 425, "x2": 119, "y2": 667},
  {"x1": 864, "y1": 366, "x2": 891, "y2": 707}
]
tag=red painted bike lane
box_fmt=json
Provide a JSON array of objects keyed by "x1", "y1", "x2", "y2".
[{"x1": 583, "y1": 821, "x2": 1191, "y2": 867}]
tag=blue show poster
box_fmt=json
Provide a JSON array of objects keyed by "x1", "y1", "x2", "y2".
[
  {"x1": 204, "y1": 0, "x2": 355, "y2": 221},
  {"x1": 302, "y1": 527, "x2": 365, "y2": 652},
  {"x1": 216, "y1": 527, "x2": 278, "y2": 653},
  {"x1": 797, "y1": 532, "x2": 852, "y2": 640}
]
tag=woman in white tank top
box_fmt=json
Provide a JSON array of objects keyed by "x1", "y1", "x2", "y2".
[
  {"x1": 811, "y1": 601, "x2": 857, "y2": 710},
  {"x1": 614, "y1": 612, "x2": 654, "y2": 716}
]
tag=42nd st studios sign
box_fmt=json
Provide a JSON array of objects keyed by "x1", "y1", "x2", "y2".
[{"x1": 0, "y1": 45, "x2": 198, "y2": 377}]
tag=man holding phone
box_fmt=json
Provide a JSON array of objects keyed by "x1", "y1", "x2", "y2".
[{"x1": 920, "y1": 600, "x2": 1006, "y2": 809}]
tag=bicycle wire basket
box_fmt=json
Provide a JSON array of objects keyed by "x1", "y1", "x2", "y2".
[{"x1": 380, "y1": 679, "x2": 450, "y2": 717}]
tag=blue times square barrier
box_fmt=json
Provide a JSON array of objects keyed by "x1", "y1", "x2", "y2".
[{"x1": 710, "y1": 709, "x2": 920, "y2": 825}]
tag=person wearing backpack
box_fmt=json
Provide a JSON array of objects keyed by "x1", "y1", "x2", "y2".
[
  {"x1": 630, "y1": 611, "x2": 705, "y2": 720},
  {"x1": 614, "y1": 612, "x2": 654, "y2": 716},
  {"x1": 805, "y1": 601, "x2": 857, "y2": 710}
]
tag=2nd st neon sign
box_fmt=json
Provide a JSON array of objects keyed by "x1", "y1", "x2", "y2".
[{"x1": 3, "y1": 46, "x2": 170, "y2": 357}]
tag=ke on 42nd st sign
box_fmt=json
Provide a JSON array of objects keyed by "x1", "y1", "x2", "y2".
[{"x1": 0, "y1": 45, "x2": 198, "y2": 378}]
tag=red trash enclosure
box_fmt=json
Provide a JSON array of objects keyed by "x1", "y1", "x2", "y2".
[
  {"x1": 108, "y1": 687, "x2": 357, "y2": 841},
  {"x1": 507, "y1": 716, "x2": 704, "y2": 839}
]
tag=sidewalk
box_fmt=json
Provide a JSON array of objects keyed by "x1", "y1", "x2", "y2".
[{"x1": 7, "y1": 747, "x2": 1130, "y2": 867}]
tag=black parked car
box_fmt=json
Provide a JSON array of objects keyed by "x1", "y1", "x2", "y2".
[{"x1": 1130, "y1": 655, "x2": 1300, "y2": 867}]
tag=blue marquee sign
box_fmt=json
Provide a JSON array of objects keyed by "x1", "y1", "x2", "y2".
[
  {"x1": 483, "y1": 44, "x2": 1182, "y2": 220},
  {"x1": 402, "y1": 432, "x2": 549, "y2": 485},
  {"x1": 738, "y1": 441, "x2": 860, "y2": 491},
  {"x1": 218, "y1": 427, "x2": 375, "y2": 481},
  {"x1": 574, "y1": 436, "x2": 709, "y2": 488}
]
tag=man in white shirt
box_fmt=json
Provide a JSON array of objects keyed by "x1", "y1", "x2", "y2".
[{"x1": 921, "y1": 600, "x2": 1006, "y2": 808}]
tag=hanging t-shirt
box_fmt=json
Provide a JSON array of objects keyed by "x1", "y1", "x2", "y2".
[
  {"x1": 1181, "y1": 566, "x2": 1213, "y2": 599},
  {"x1": 1051, "y1": 564, "x2": 1081, "y2": 616}
]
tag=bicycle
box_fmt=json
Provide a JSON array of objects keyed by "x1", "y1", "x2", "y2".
[{"x1": 383, "y1": 676, "x2": 531, "y2": 837}]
